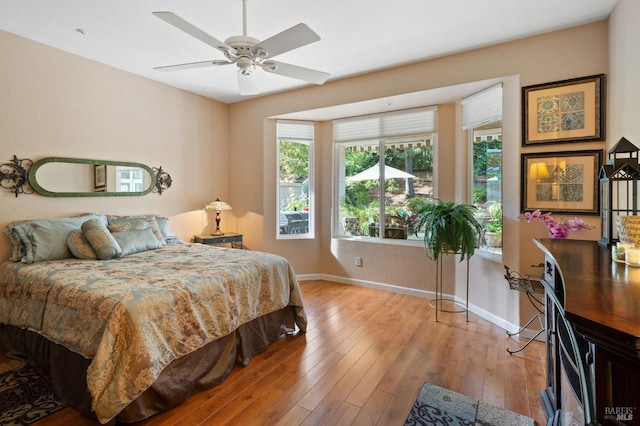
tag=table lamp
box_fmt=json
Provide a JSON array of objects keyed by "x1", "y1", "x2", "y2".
[{"x1": 205, "y1": 198, "x2": 232, "y2": 235}]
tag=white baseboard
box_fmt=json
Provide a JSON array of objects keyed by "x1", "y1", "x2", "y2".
[{"x1": 296, "y1": 273, "x2": 544, "y2": 342}]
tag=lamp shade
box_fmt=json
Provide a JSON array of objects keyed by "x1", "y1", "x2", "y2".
[
  {"x1": 530, "y1": 162, "x2": 550, "y2": 179},
  {"x1": 205, "y1": 198, "x2": 232, "y2": 212}
]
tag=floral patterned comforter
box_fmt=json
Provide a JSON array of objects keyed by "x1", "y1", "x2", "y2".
[{"x1": 0, "y1": 243, "x2": 307, "y2": 424}]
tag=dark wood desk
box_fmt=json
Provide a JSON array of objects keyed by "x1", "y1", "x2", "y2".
[{"x1": 535, "y1": 239, "x2": 640, "y2": 425}]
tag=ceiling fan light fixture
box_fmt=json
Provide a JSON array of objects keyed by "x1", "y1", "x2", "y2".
[{"x1": 236, "y1": 56, "x2": 254, "y2": 71}]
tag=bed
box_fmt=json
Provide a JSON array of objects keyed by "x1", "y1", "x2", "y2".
[{"x1": 0, "y1": 213, "x2": 306, "y2": 424}]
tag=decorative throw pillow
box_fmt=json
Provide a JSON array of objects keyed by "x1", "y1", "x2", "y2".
[
  {"x1": 107, "y1": 219, "x2": 149, "y2": 233},
  {"x1": 8, "y1": 214, "x2": 107, "y2": 263},
  {"x1": 156, "y1": 216, "x2": 183, "y2": 244},
  {"x1": 66, "y1": 231, "x2": 98, "y2": 260},
  {"x1": 111, "y1": 228, "x2": 163, "y2": 256},
  {"x1": 4, "y1": 223, "x2": 26, "y2": 262},
  {"x1": 107, "y1": 215, "x2": 166, "y2": 245},
  {"x1": 82, "y1": 219, "x2": 122, "y2": 260}
]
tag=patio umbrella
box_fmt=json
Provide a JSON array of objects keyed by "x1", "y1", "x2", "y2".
[{"x1": 347, "y1": 163, "x2": 416, "y2": 182}]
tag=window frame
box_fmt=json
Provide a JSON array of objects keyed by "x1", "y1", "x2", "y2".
[
  {"x1": 462, "y1": 84, "x2": 503, "y2": 260},
  {"x1": 332, "y1": 107, "x2": 437, "y2": 244},
  {"x1": 276, "y1": 120, "x2": 315, "y2": 240}
]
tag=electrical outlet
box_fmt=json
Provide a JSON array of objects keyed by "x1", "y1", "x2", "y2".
[{"x1": 355, "y1": 256, "x2": 362, "y2": 267}]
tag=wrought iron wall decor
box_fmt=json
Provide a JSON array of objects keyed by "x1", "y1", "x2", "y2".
[
  {"x1": 153, "y1": 166, "x2": 172, "y2": 195},
  {"x1": 0, "y1": 155, "x2": 33, "y2": 197}
]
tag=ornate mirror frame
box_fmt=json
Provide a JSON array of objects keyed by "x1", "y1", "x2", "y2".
[{"x1": 1, "y1": 156, "x2": 172, "y2": 197}]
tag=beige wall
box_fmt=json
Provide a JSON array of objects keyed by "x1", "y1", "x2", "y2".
[
  {"x1": 608, "y1": 0, "x2": 640, "y2": 148},
  {"x1": 229, "y1": 21, "x2": 608, "y2": 328},
  {"x1": 0, "y1": 30, "x2": 231, "y2": 261}
]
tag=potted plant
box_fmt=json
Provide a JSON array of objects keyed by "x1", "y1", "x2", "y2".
[
  {"x1": 483, "y1": 201, "x2": 502, "y2": 248},
  {"x1": 415, "y1": 199, "x2": 484, "y2": 261}
]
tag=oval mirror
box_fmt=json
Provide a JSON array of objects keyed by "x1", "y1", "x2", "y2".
[{"x1": 28, "y1": 157, "x2": 157, "y2": 197}]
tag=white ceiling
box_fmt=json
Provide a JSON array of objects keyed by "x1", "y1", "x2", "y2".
[{"x1": 0, "y1": 0, "x2": 617, "y2": 105}]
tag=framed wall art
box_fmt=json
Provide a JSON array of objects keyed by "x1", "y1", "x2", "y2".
[
  {"x1": 521, "y1": 150, "x2": 602, "y2": 214},
  {"x1": 94, "y1": 164, "x2": 107, "y2": 192},
  {"x1": 522, "y1": 74, "x2": 604, "y2": 146}
]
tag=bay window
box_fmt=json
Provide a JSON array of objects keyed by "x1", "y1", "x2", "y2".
[
  {"x1": 462, "y1": 84, "x2": 503, "y2": 253},
  {"x1": 277, "y1": 120, "x2": 314, "y2": 239},
  {"x1": 333, "y1": 107, "x2": 437, "y2": 241}
]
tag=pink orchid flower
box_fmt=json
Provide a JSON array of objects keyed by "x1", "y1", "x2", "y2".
[{"x1": 523, "y1": 209, "x2": 593, "y2": 239}]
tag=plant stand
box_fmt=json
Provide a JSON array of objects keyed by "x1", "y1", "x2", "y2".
[
  {"x1": 503, "y1": 265, "x2": 545, "y2": 354},
  {"x1": 429, "y1": 252, "x2": 469, "y2": 322}
]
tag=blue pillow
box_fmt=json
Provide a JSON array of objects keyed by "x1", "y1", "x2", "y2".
[
  {"x1": 107, "y1": 215, "x2": 166, "y2": 245},
  {"x1": 111, "y1": 228, "x2": 162, "y2": 256},
  {"x1": 9, "y1": 214, "x2": 107, "y2": 263},
  {"x1": 156, "y1": 216, "x2": 183, "y2": 244}
]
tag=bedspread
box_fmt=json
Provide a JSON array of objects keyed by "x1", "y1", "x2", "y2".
[{"x1": 0, "y1": 243, "x2": 306, "y2": 423}]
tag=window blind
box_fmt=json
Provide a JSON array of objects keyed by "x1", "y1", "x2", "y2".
[
  {"x1": 333, "y1": 106, "x2": 437, "y2": 143},
  {"x1": 461, "y1": 84, "x2": 503, "y2": 130},
  {"x1": 277, "y1": 120, "x2": 314, "y2": 140}
]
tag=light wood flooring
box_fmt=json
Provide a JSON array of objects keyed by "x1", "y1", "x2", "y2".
[{"x1": 6, "y1": 280, "x2": 547, "y2": 425}]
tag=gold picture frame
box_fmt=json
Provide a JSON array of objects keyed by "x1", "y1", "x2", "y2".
[
  {"x1": 94, "y1": 164, "x2": 107, "y2": 192},
  {"x1": 522, "y1": 74, "x2": 604, "y2": 146},
  {"x1": 521, "y1": 150, "x2": 602, "y2": 214}
]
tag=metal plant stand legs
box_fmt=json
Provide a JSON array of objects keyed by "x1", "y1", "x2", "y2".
[{"x1": 429, "y1": 253, "x2": 469, "y2": 322}]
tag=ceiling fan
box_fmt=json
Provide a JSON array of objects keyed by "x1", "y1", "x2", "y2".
[{"x1": 153, "y1": 0, "x2": 330, "y2": 95}]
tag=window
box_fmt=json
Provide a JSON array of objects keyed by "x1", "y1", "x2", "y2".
[
  {"x1": 333, "y1": 107, "x2": 437, "y2": 241},
  {"x1": 462, "y1": 85, "x2": 503, "y2": 252},
  {"x1": 277, "y1": 120, "x2": 314, "y2": 238},
  {"x1": 116, "y1": 166, "x2": 145, "y2": 192}
]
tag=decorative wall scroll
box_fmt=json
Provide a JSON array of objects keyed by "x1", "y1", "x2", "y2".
[
  {"x1": 521, "y1": 150, "x2": 602, "y2": 214},
  {"x1": 522, "y1": 74, "x2": 604, "y2": 146},
  {"x1": 0, "y1": 155, "x2": 33, "y2": 197}
]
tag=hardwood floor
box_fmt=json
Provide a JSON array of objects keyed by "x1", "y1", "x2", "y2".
[{"x1": 22, "y1": 280, "x2": 546, "y2": 425}]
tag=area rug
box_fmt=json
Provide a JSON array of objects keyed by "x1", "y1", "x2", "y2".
[
  {"x1": 0, "y1": 359, "x2": 68, "y2": 425},
  {"x1": 404, "y1": 382, "x2": 535, "y2": 426}
]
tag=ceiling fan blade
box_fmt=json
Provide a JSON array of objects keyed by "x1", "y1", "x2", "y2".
[
  {"x1": 261, "y1": 60, "x2": 329, "y2": 85},
  {"x1": 238, "y1": 71, "x2": 259, "y2": 95},
  {"x1": 154, "y1": 60, "x2": 230, "y2": 72},
  {"x1": 153, "y1": 11, "x2": 233, "y2": 53},
  {"x1": 253, "y1": 23, "x2": 320, "y2": 59}
]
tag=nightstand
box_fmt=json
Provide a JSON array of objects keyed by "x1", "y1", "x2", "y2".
[{"x1": 194, "y1": 233, "x2": 243, "y2": 249}]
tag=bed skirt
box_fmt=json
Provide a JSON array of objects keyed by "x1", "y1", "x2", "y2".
[{"x1": 0, "y1": 306, "x2": 296, "y2": 423}]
